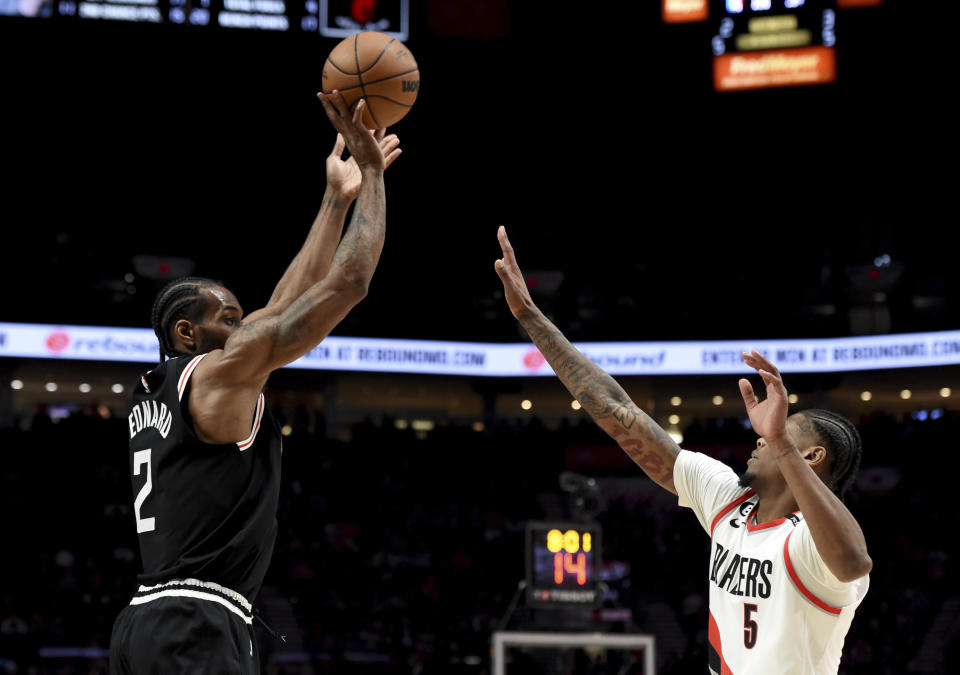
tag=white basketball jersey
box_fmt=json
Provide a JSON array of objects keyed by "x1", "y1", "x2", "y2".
[{"x1": 674, "y1": 450, "x2": 869, "y2": 675}]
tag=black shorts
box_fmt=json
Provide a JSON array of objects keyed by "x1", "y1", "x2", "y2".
[{"x1": 109, "y1": 583, "x2": 259, "y2": 675}]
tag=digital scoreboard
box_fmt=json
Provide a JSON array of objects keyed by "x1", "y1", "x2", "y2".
[
  {"x1": 0, "y1": 0, "x2": 409, "y2": 37},
  {"x1": 712, "y1": 0, "x2": 837, "y2": 91},
  {"x1": 525, "y1": 521, "x2": 602, "y2": 608}
]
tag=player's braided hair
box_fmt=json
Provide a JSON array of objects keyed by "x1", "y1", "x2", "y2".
[
  {"x1": 799, "y1": 409, "x2": 863, "y2": 502},
  {"x1": 150, "y1": 276, "x2": 219, "y2": 362}
]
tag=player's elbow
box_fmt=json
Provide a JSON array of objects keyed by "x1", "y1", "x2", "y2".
[
  {"x1": 333, "y1": 277, "x2": 369, "y2": 308},
  {"x1": 331, "y1": 268, "x2": 371, "y2": 302},
  {"x1": 344, "y1": 276, "x2": 370, "y2": 301}
]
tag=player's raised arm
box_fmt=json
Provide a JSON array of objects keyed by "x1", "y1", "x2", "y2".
[
  {"x1": 243, "y1": 114, "x2": 401, "y2": 325},
  {"x1": 494, "y1": 226, "x2": 680, "y2": 494},
  {"x1": 228, "y1": 93, "x2": 386, "y2": 372},
  {"x1": 739, "y1": 351, "x2": 872, "y2": 581},
  {"x1": 188, "y1": 93, "x2": 388, "y2": 444}
]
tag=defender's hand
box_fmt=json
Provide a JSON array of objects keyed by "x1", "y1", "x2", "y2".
[
  {"x1": 739, "y1": 350, "x2": 790, "y2": 443},
  {"x1": 317, "y1": 92, "x2": 386, "y2": 172},
  {"x1": 494, "y1": 226, "x2": 537, "y2": 320},
  {"x1": 326, "y1": 128, "x2": 402, "y2": 201}
]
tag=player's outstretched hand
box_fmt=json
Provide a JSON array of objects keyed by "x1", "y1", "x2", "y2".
[
  {"x1": 739, "y1": 350, "x2": 790, "y2": 442},
  {"x1": 326, "y1": 128, "x2": 402, "y2": 200},
  {"x1": 494, "y1": 226, "x2": 537, "y2": 320},
  {"x1": 317, "y1": 91, "x2": 385, "y2": 172}
]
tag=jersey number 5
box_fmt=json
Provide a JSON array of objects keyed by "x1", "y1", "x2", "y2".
[
  {"x1": 133, "y1": 449, "x2": 156, "y2": 533},
  {"x1": 744, "y1": 603, "x2": 758, "y2": 649}
]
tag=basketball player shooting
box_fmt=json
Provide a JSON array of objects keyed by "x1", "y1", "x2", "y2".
[
  {"x1": 109, "y1": 92, "x2": 400, "y2": 675},
  {"x1": 494, "y1": 226, "x2": 872, "y2": 674}
]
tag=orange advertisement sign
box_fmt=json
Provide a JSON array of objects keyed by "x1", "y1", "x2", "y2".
[
  {"x1": 662, "y1": 0, "x2": 708, "y2": 23},
  {"x1": 714, "y1": 46, "x2": 836, "y2": 92}
]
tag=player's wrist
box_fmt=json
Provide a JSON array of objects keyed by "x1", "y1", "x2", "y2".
[
  {"x1": 358, "y1": 164, "x2": 385, "y2": 177},
  {"x1": 768, "y1": 434, "x2": 798, "y2": 459},
  {"x1": 515, "y1": 301, "x2": 545, "y2": 326},
  {"x1": 324, "y1": 184, "x2": 355, "y2": 205}
]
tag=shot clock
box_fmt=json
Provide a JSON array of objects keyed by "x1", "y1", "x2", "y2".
[{"x1": 525, "y1": 521, "x2": 602, "y2": 607}]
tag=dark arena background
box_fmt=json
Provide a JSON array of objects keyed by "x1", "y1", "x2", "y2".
[{"x1": 1, "y1": 0, "x2": 957, "y2": 673}]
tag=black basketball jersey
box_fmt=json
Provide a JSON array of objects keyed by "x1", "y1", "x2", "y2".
[{"x1": 126, "y1": 353, "x2": 282, "y2": 603}]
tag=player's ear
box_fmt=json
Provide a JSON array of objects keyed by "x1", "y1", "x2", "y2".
[
  {"x1": 173, "y1": 319, "x2": 197, "y2": 352},
  {"x1": 801, "y1": 445, "x2": 828, "y2": 469}
]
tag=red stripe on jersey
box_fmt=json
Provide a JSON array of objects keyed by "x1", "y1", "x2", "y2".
[
  {"x1": 237, "y1": 394, "x2": 264, "y2": 451},
  {"x1": 746, "y1": 506, "x2": 801, "y2": 532},
  {"x1": 708, "y1": 611, "x2": 736, "y2": 675},
  {"x1": 711, "y1": 490, "x2": 756, "y2": 537},
  {"x1": 783, "y1": 531, "x2": 842, "y2": 615},
  {"x1": 177, "y1": 354, "x2": 207, "y2": 401}
]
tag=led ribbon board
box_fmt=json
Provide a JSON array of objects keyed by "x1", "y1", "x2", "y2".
[{"x1": 2, "y1": 323, "x2": 960, "y2": 376}]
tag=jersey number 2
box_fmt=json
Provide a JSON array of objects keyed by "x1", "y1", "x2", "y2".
[
  {"x1": 743, "y1": 603, "x2": 758, "y2": 649},
  {"x1": 133, "y1": 449, "x2": 156, "y2": 533}
]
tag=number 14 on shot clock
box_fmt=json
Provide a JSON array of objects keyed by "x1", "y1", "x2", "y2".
[
  {"x1": 547, "y1": 527, "x2": 592, "y2": 584},
  {"x1": 525, "y1": 521, "x2": 602, "y2": 607}
]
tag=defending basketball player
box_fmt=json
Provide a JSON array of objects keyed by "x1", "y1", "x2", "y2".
[
  {"x1": 109, "y1": 92, "x2": 399, "y2": 675},
  {"x1": 494, "y1": 226, "x2": 872, "y2": 674}
]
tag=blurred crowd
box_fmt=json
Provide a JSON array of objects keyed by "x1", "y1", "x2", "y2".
[{"x1": 1, "y1": 395, "x2": 957, "y2": 674}]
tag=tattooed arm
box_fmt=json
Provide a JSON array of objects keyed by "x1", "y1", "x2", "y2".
[
  {"x1": 187, "y1": 94, "x2": 387, "y2": 444},
  {"x1": 494, "y1": 227, "x2": 679, "y2": 494},
  {"x1": 244, "y1": 122, "x2": 400, "y2": 324}
]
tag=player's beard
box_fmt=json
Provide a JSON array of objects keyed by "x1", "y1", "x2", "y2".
[
  {"x1": 194, "y1": 325, "x2": 229, "y2": 355},
  {"x1": 738, "y1": 471, "x2": 756, "y2": 489}
]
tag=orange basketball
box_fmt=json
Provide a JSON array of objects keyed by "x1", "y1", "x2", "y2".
[{"x1": 321, "y1": 31, "x2": 420, "y2": 129}]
